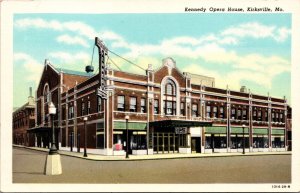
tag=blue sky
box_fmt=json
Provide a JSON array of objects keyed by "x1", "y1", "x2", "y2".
[{"x1": 13, "y1": 13, "x2": 291, "y2": 107}]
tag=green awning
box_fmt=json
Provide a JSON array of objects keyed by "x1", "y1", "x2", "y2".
[
  {"x1": 231, "y1": 127, "x2": 249, "y2": 134},
  {"x1": 205, "y1": 126, "x2": 226, "y2": 134},
  {"x1": 253, "y1": 128, "x2": 268, "y2": 135},
  {"x1": 114, "y1": 121, "x2": 147, "y2": 130},
  {"x1": 272, "y1": 129, "x2": 285, "y2": 135}
]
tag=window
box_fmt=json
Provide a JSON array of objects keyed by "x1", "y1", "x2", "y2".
[
  {"x1": 117, "y1": 96, "x2": 125, "y2": 111},
  {"x1": 237, "y1": 109, "x2": 242, "y2": 120},
  {"x1": 213, "y1": 106, "x2": 218, "y2": 118},
  {"x1": 280, "y1": 113, "x2": 284, "y2": 122},
  {"x1": 165, "y1": 101, "x2": 175, "y2": 115},
  {"x1": 275, "y1": 112, "x2": 279, "y2": 122},
  {"x1": 242, "y1": 109, "x2": 247, "y2": 120},
  {"x1": 265, "y1": 110, "x2": 268, "y2": 122},
  {"x1": 231, "y1": 108, "x2": 236, "y2": 119},
  {"x1": 87, "y1": 101, "x2": 91, "y2": 114},
  {"x1": 68, "y1": 106, "x2": 74, "y2": 119},
  {"x1": 97, "y1": 97, "x2": 102, "y2": 112},
  {"x1": 141, "y1": 98, "x2": 146, "y2": 113},
  {"x1": 257, "y1": 110, "x2": 262, "y2": 121},
  {"x1": 206, "y1": 105, "x2": 211, "y2": 118},
  {"x1": 220, "y1": 107, "x2": 224, "y2": 118},
  {"x1": 165, "y1": 79, "x2": 176, "y2": 96},
  {"x1": 253, "y1": 110, "x2": 257, "y2": 121},
  {"x1": 180, "y1": 102, "x2": 185, "y2": 116},
  {"x1": 154, "y1": 99, "x2": 159, "y2": 114},
  {"x1": 81, "y1": 102, "x2": 85, "y2": 116},
  {"x1": 272, "y1": 112, "x2": 275, "y2": 122},
  {"x1": 192, "y1": 104, "x2": 198, "y2": 117},
  {"x1": 130, "y1": 97, "x2": 137, "y2": 112}
]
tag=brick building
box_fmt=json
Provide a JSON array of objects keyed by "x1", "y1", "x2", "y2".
[
  {"x1": 28, "y1": 48, "x2": 291, "y2": 155},
  {"x1": 12, "y1": 88, "x2": 35, "y2": 146}
]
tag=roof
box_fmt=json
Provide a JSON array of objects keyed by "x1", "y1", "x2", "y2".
[{"x1": 55, "y1": 67, "x2": 93, "y2": 77}]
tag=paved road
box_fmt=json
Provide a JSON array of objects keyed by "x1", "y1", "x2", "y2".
[{"x1": 13, "y1": 147, "x2": 291, "y2": 183}]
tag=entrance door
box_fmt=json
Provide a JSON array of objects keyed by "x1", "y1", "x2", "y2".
[{"x1": 191, "y1": 137, "x2": 201, "y2": 153}]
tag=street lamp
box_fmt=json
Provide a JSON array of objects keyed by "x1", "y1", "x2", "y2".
[
  {"x1": 45, "y1": 102, "x2": 62, "y2": 175},
  {"x1": 83, "y1": 116, "x2": 88, "y2": 157},
  {"x1": 49, "y1": 102, "x2": 57, "y2": 155},
  {"x1": 125, "y1": 115, "x2": 129, "y2": 158},
  {"x1": 242, "y1": 124, "x2": 246, "y2": 154}
]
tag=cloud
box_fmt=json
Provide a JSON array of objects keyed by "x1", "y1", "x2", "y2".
[
  {"x1": 221, "y1": 22, "x2": 291, "y2": 42},
  {"x1": 56, "y1": 34, "x2": 89, "y2": 47},
  {"x1": 14, "y1": 53, "x2": 44, "y2": 84},
  {"x1": 48, "y1": 51, "x2": 90, "y2": 64}
]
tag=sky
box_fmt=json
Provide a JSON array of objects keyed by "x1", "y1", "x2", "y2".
[{"x1": 13, "y1": 13, "x2": 291, "y2": 108}]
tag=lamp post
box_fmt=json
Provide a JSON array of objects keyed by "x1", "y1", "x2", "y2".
[
  {"x1": 83, "y1": 116, "x2": 88, "y2": 157},
  {"x1": 242, "y1": 124, "x2": 246, "y2": 154},
  {"x1": 49, "y1": 102, "x2": 57, "y2": 155},
  {"x1": 45, "y1": 102, "x2": 62, "y2": 175},
  {"x1": 125, "y1": 115, "x2": 129, "y2": 158}
]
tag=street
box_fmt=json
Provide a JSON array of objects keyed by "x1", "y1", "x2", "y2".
[{"x1": 13, "y1": 147, "x2": 291, "y2": 183}]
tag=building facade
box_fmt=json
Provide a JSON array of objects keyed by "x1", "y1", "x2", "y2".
[
  {"x1": 12, "y1": 88, "x2": 35, "y2": 146},
  {"x1": 29, "y1": 54, "x2": 291, "y2": 155}
]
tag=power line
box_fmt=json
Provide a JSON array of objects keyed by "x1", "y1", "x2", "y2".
[
  {"x1": 108, "y1": 57, "x2": 122, "y2": 71},
  {"x1": 107, "y1": 48, "x2": 145, "y2": 71}
]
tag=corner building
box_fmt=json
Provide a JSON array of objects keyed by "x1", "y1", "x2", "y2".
[{"x1": 31, "y1": 57, "x2": 290, "y2": 155}]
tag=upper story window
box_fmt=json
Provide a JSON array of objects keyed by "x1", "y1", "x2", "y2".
[
  {"x1": 237, "y1": 109, "x2": 242, "y2": 120},
  {"x1": 97, "y1": 97, "x2": 102, "y2": 112},
  {"x1": 180, "y1": 102, "x2": 185, "y2": 116},
  {"x1": 206, "y1": 105, "x2": 211, "y2": 118},
  {"x1": 275, "y1": 112, "x2": 279, "y2": 122},
  {"x1": 220, "y1": 107, "x2": 224, "y2": 118},
  {"x1": 130, "y1": 97, "x2": 137, "y2": 112},
  {"x1": 213, "y1": 106, "x2": 218, "y2": 118},
  {"x1": 87, "y1": 101, "x2": 91, "y2": 114},
  {"x1": 272, "y1": 112, "x2": 275, "y2": 122},
  {"x1": 265, "y1": 110, "x2": 268, "y2": 121},
  {"x1": 231, "y1": 108, "x2": 236, "y2": 119},
  {"x1": 43, "y1": 84, "x2": 50, "y2": 103},
  {"x1": 253, "y1": 110, "x2": 257, "y2": 121},
  {"x1": 279, "y1": 113, "x2": 284, "y2": 122},
  {"x1": 242, "y1": 109, "x2": 247, "y2": 120},
  {"x1": 154, "y1": 99, "x2": 159, "y2": 114},
  {"x1": 165, "y1": 79, "x2": 176, "y2": 96},
  {"x1": 81, "y1": 102, "x2": 85, "y2": 116},
  {"x1": 141, "y1": 98, "x2": 146, "y2": 113},
  {"x1": 117, "y1": 96, "x2": 125, "y2": 111},
  {"x1": 192, "y1": 104, "x2": 198, "y2": 117},
  {"x1": 68, "y1": 106, "x2": 74, "y2": 119},
  {"x1": 257, "y1": 110, "x2": 262, "y2": 121}
]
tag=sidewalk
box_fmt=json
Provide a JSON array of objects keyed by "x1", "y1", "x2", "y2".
[{"x1": 13, "y1": 145, "x2": 291, "y2": 161}]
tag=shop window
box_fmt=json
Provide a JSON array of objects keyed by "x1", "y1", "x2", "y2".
[
  {"x1": 231, "y1": 135, "x2": 249, "y2": 148},
  {"x1": 154, "y1": 99, "x2": 159, "y2": 114},
  {"x1": 117, "y1": 96, "x2": 125, "y2": 111},
  {"x1": 97, "y1": 97, "x2": 102, "y2": 112},
  {"x1": 192, "y1": 104, "x2": 198, "y2": 117},
  {"x1": 272, "y1": 136, "x2": 284, "y2": 148},
  {"x1": 220, "y1": 107, "x2": 224, "y2": 118},
  {"x1": 205, "y1": 134, "x2": 212, "y2": 149},
  {"x1": 141, "y1": 98, "x2": 146, "y2": 113},
  {"x1": 87, "y1": 101, "x2": 91, "y2": 114},
  {"x1": 231, "y1": 108, "x2": 236, "y2": 119},
  {"x1": 253, "y1": 135, "x2": 268, "y2": 148},
  {"x1": 237, "y1": 109, "x2": 242, "y2": 120},
  {"x1": 213, "y1": 106, "x2": 218, "y2": 118},
  {"x1": 214, "y1": 134, "x2": 227, "y2": 148},
  {"x1": 180, "y1": 102, "x2": 185, "y2": 116},
  {"x1": 132, "y1": 132, "x2": 147, "y2": 150},
  {"x1": 242, "y1": 109, "x2": 247, "y2": 120},
  {"x1": 130, "y1": 97, "x2": 137, "y2": 112},
  {"x1": 206, "y1": 105, "x2": 211, "y2": 118},
  {"x1": 81, "y1": 102, "x2": 85, "y2": 116}
]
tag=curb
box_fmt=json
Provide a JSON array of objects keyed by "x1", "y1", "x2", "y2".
[{"x1": 13, "y1": 145, "x2": 292, "y2": 161}]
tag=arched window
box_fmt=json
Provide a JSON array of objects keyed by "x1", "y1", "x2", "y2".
[
  {"x1": 164, "y1": 79, "x2": 176, "y2": 96},
  {"x1": 163, "y1": 79, "x2": 177, "y2": 115},
  {"x1": 43, "y1": 84, "x2": 50, "y2": 103}
]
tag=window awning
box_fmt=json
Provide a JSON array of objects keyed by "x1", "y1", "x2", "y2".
[
  {"x1": 27, "y1": 126, "x2": 54, "y2": 133},
  {"x1": 114, "y1": 121, "x2": 146, "y2": 130},
  {"x1": 149, "y1": 120, "x2": 212, "y2": 128},
  {"x1": 253, "y1": 128, "x2": 268, "y2": 135},
  {"x1": 272, "y1": 129, "x2": 285, "y2": 135},
  {"x1": 205, "y1": 126, "x2": 226, "y2": 134},
  {"x1": 231, "y1": 127, "x2": 249, "y2": 134}
]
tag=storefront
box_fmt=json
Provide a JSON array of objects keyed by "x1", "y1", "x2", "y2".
[
  {"x1": 252, "y1": 128, "x2": 269, "y2": 152},
  {"x1": 271, "y1": 128, "x2": 285, "y2": 151},
  {"x1": 230, "y1": 127, "x2": 249, "y2": 152},
  {"x1": 204, "y1": 126, "x2": 227, "y2": 153}
]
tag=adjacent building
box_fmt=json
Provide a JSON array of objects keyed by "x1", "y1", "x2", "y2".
[
  {"x1": 27, "y1": 53, "x2": 291, "y2": 155},
  {"x1": 12, "y1": 88, "x2": 35, "y2": 146}
]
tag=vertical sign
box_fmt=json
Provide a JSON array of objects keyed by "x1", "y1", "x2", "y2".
[{"x1": 95, "y1": 37, "x2": 108, "y2": 99}]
